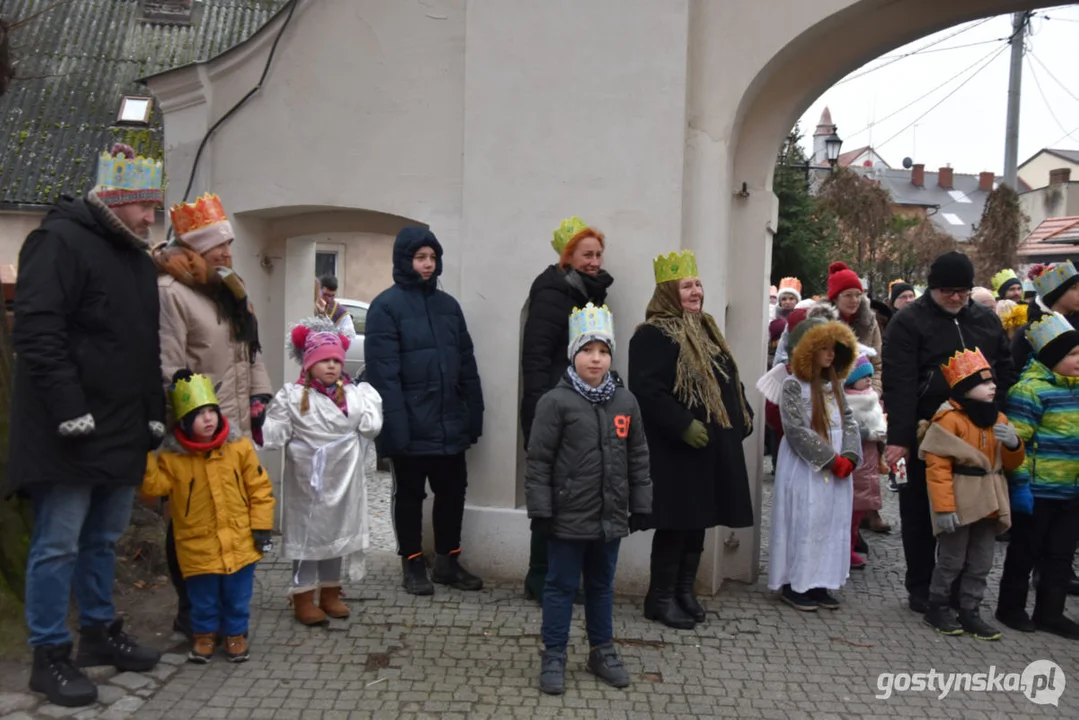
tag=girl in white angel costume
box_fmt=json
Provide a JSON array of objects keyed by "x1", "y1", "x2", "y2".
[{"x1": 260, "y1": 318, "x2": 383, "y2": 626}]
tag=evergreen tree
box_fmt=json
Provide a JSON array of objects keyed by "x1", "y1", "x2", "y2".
[{"x1": 771, "y1": 129, "x2": 834, "y2": 296}]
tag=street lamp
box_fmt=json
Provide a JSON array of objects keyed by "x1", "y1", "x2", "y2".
[{"x1": 825, "y1": 128, "x2": 843, "y2": 170}]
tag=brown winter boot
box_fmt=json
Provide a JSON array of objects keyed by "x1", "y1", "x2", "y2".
[
  {"x1": 187, "y1": 633, "x2": 215, "y2": 664},
  {"x1": 291, "y1": 590, "x2": 328, "y2": 626},
  {"x1": 318, "y1": 586, "x2": 350, "y2": 619},
  {"x1": 224, "y1": 635, "x2": 249, "y2": 663}
]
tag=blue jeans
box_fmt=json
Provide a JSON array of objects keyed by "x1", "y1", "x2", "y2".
[
  {"x1": 542, "y1": 537, "x2": 621, "y2": 650},
  {"x1": 25, "y1": 484, "x2": 136, "y2": 647},
  {"x1": 186, "y1": 562, "x2": 257, "y2": 636}
]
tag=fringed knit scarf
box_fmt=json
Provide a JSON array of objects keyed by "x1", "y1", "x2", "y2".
[
  {"x1": 567, "y1": 367, "x2": 617, "y2": 404},
  {"x1": 641, "y1": 281, "x2": 751, "y2": 431}
]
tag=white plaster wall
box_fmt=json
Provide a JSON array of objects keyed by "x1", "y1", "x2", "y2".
[
  {"x1": 1019, "y1": 154, "x2": 1079, "y2": 191},
  {"x1": 0, "y1": 211, "x2": 167, "y2": 265}
]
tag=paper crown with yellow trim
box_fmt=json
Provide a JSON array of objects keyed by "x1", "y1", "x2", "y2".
[
  {"x1": 1031, "y1": 261, "x2": 1078, "y2": 301},
  {"x1": 169, "y1": 193, "x2": 234, "y2": 254},
  {"x1": 653, "y1": 250, "x2": 698, "y2": 285},
  {"x1": 551, "y1": 216, "x2": 604, "y2": 256},
  {"x1": 990, "y1": 269, "x2": 1019, "y2": 294},
  {"x1": 94, "y1": 143, "x2": 163, "y2": 207},
  {"x1": 1028, "y1": 313, "x2": 1074, "y2": 355},
  {"x1": 568, "y1": 302, "x2": 615, "y2": 359},
  {"x1": 778, "y1": 277, "x2": 802, "y2": 295},
  {"x1": 168, "y1": 372, "x2": 219, "y2": 421},
  {"x1": 940, "y1": 348, "x2": 992, "y2": 389}
]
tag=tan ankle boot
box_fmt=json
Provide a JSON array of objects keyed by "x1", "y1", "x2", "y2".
[
  {"x1": 319, "y1": 586, "x2": 350, "y2": 619},
  {"x1": 291, "y1": 590, "x2": 328, "y2": 626}
]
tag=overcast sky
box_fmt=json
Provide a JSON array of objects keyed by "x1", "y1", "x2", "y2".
[{"x1": 798, "y1": 7, "x2": 1079, "y2": 175}]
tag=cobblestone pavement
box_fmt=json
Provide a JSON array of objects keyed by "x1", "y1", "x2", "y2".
[{"x1": 3, "y1": 470, "x2": 1078, "y2": 719}]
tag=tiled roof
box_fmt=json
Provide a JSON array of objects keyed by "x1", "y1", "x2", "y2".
[
  {"x1": 852, "y1": 167, "x2": 997, "y2": 241},
  {"x1": 837, "y1": 145, "x2": 870, "y2": 167},
  {"x1": 1018, "y1": 216, "x2": 1079, "y2": 259},
  {"x1": 0, "y1": 0, "x2": 288, "y2": 207}
]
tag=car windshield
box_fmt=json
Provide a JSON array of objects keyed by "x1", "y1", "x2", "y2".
[{"x1": 341, "y1": 303, "x2": 367, "y2": 334}]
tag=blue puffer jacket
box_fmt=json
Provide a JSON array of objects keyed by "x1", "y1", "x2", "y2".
[{"x1": 364, "y1": 227, "x2": 484, "y2": 456}]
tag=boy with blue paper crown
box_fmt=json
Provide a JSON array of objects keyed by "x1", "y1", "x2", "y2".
[
  {"x1": 143, "y1": 370, "x2": 275, "y2": 664},
  {"x1": 997, "y1": 313, "x2": 1079, "y2": 640},
  {"x1": 525, "y1": 303, "x2": 652, "y2": 696}
]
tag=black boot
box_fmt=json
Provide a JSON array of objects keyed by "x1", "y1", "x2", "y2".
[
  {"x1": 923, "y1": 602, "x2": 963, "y2": 636},
  {"x1": 1033, "y1": 578, "x2": 1079, "y2": 640},
  {"x1": 644, "y1": 553, "x2": 695, "y2": 630},
  {"x1": 957, "y1": 607, "x2": 1001, "y2": 641},
  {"x1": 30, "y1": 644, "x2": 98, "y2": 707},
  {"x1": 1068, "y1": 567, "x2": 1079, "y2": 597},
  {"x1": 995, "y1": 608, "x2": 1036, "y2": 633},
  {"x1": 432, "y1": 552, "x2": 483, "y2": 591},
  {"x1": 76, "y1": 619, "x2": 159, "y2": 672},
  {"x1": 854, "y1": 530, "x2": 868, "y2": 555},
  {"x1": 401, "y1": 555, "x2": 434, "y2": 595},
  {"x1": 675, "y1": 552, "x2": 706, "y2": 622}
]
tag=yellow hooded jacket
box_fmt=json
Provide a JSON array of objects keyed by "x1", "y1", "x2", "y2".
[{"x1": 142, "y1": 422, "x2": 274, "y2": 578}]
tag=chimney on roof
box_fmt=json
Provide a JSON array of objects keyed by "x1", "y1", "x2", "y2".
[
  {"x1": 1050, "y1": 167, "x2": 1072, "y2": 185},
  {"x1": 938, "y1": 166, "x2": 954, "y2": 190},
  {"x1": 912, "y1": 164, "x2": 925, "y2": 188},
  {"x1": 978, "y1": 172, "x2": 995, "y2": 192}
]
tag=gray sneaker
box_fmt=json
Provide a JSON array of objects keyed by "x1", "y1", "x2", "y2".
[
  {"x1": 539, "y1": 648, "x2": 566, "y2": 695},
  {"x1": 587, "y1": 643, "x2": 630, "y2": 688}
]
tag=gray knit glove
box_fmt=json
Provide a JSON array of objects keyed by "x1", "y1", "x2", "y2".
[
  {"x1": 935, "y1": 512, "x2": 960, "y2": 535},
  {"x1": 149, "y1": 421, "x2": 165, "y2": 439},
  {"x1": 993, "y1": 423, "x2": 1020, "y2": 450},
  {"x1": 58, "y1": 413, "x2": 95, "y2": 438}
]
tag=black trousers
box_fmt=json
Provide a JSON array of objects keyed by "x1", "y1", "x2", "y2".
[
  {"x1": 898, "y1": 455, "x2": 937, "y2": 600},
  {"x1": 390, "y1": 453, "x2": 468, "y2": 558},
  {"x1": 998, "y1": 497, "x2": 1079, "y2": 619},
  {"x1": 652, "y1": 529, "x2": 706, "y2": 558},
  {"x1": 165, "y1": 521, "x2": 191, "y2": 619}
]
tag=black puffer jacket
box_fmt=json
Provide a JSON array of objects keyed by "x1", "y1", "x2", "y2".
[
  {"x1": 525, "y1": 376, "x2": 651, "y2": 541},
  {"x1": 520, "y1": 265, "x2": 612, "y2": 443},
  {"x1": 882, "y1": 293, "x2": 1015, "y2": 450},
  {"x1": 7, "y1": 194, "x2": 165, "y2": 494},
  {"x1": 1010, "y1": 300, "x2": 1079, "y2": 378}
]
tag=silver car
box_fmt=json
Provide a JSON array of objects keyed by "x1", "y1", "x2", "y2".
[{"x1": 335, "y1": 298, "x2": 369, "y2": 380}]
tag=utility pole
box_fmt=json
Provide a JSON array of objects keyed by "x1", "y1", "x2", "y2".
[{"x1": 1003, "y1": 11, "x2": 1028, "y2": 189}]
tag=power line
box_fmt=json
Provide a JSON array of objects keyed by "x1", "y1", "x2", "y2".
[
  {"x1": 1049, "y1": 124, "x2": 1079, "y2": 146},
  {"x1": 835, "y1": 18, "x2": 994, "y2": 85},
  {"x1": 875, "y1": 44, "x2": 1009, "y2": 151},
  {"x1": 876, "y1": 37, "x2": 1006, "y2": 60},
  {"x1": 843, "y1": 43, "x2": 1010, "y2": 144},
  {"x1": 1026, "y1": 56, "x2": 1078, "y2": 143},
  {"x1": 1028, "y1": 51, "x2": 1079, "y2": 103}
]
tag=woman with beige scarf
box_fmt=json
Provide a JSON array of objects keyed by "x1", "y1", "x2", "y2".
[{"x1": 628, "y1": 250, "x2": 754, "y2": 630}]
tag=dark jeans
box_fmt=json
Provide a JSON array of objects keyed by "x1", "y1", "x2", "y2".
[
  {"x1": 542, "y1": 537, "x2": 621, "y2": 650},
  {"x1": 998, "y1": 497, "x2": 1079, "y2": 618},
  {"x1": 898, "y1": 455, "x2": 937, "y2": 599},
  {"x1": 165, "y1": 521, "x2": 191, "y2": 619},
  {"x1": 390, "y1": 453, "x2": 468, "y2": 557},
  {"x1": 186, "y1": 562, "x2": 257, "y2": 636},
  {"x1": 25, "y1": 484, "x2": 135, "y2": 646}
]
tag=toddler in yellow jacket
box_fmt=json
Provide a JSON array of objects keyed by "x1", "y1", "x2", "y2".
[{"x1": 143, "y1": 370, "x2": 274, "y2": 664}]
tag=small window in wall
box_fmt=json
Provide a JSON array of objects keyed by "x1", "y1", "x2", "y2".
[
  {"x1": 117, "y1": 96, "x2": 153, "y2": 125},
  {"x1": 315, "y1": 251, "x2": 337, "y2": 280}
]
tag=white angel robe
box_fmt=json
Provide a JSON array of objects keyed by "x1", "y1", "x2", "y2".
[
  {"x1": 261, "y1": 382, "x2": 383, "y2": 580},
  {"x1": 767, "y1": 376, "x2": 861, "y2": 593}
]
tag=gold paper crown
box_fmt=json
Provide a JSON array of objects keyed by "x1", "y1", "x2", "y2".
[
  {"x1": 778, "y1": 277, "x2": 802, "y2": 294},
  {"x1": 168, "y1": 373, "x2": 219, "y2": 421},
  {"x1": 551, "y1": 216, "x2": 603, "y2": 256},
  {"x1": 940, "y1": 348, "x2": 991, "y2": 389},
  {"x1": 653, "y1": 250, "x2": 698, "y2": 285},
  {"x1": 169, "y1": 193, "x2": 229, "y2": 237},
  {"x1": 990, "y1": 269, "x2": 1018, "y2": 293}
]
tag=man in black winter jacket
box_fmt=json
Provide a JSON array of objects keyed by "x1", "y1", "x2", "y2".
[
  {"x1": 9, "y1": 144, "x2": 165, "y2": 707},
  {"x1": 882, "y1": 252, "x2": 1015, "y2": 614}
]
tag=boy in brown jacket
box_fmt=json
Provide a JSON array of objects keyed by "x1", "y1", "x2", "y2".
[{"x1": 920, "y1": 348, "x2": 1025, "y2": 640}]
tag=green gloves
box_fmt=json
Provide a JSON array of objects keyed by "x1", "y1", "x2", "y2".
[{"x1": 682, "y1": 420, "x2": 709, "y2": 449}]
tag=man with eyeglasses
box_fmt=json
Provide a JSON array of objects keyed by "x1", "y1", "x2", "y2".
[{"x1": 881, "y1": 251, "x2": 1016, "y2": 615}]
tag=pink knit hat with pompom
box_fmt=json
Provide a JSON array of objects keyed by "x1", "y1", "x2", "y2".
[{"x1": 290, "y1": 325, "x2": 349, "y2": 374}]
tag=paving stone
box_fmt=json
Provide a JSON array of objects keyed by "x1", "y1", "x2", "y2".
[
  {"x1": 158, "y1": 654, "x2": 186, "y2": 667},
  {"x1": 108, "y1": 673, "x2": 152, "y2": 691},
  {"x1": 37, "y1": 705, "x2": 82, "y2": 718},
  {"x1": 98, "y1": 696, "x2": 144, "y2": 720},
  {"x1": 72, "y1": 710, "x2": 99, "y2": 720},
  {"x1": 0, "y1": 712, "x2": 36, "y2": 720},
  {"x1": 0, "y1": 693, "x2": 36, "y2": 716},
  {"x1": 81, "y1": 666, "x2": 117, "y2": 682},
  {"x1": 95, "y1": 684, "x2": 127, "y2": 705}
]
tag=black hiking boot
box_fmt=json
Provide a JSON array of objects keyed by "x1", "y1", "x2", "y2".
[
  {"x1": 923, "y1": 604, "x2": 963, "y2": 636},
  {"x1": 401, "y1": 555, "x2": 434, "y2": 596},
  {"x1": 432, "y1": 552, "x2": 483, "y2": 591},
  {"x1": 30, "y1": 644, "x2": 97, "y2": 708},
  {"x1": 957, "y1": 608, "x2": 1002, "y2": 641},
  {"x1": 995, "y1": 608, "x2": 1036, "y2": 633},
  {"x1": 76, "y1": 619, "x2": 159, "y2": 672}
]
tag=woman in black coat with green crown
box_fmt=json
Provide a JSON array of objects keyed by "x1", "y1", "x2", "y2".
[
  {"x1": 629, "y1": 250, "x2": 754, "y2": 630},
  {"x1": 520, "y1": 216, "x2": 613, "y2": 603}
]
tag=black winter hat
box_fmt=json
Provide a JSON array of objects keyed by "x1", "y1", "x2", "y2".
[
  {"x1": 996, "y1": 277, "x2": 1022, "y2": 300},
  {"x1": 889, "y1": 281, "x2": 915, "y2": 304},
  {"x1": 1038, "y1": 329, "x2": 1079, "y2": 371},
  {"x1": 928, "y1": 251, "x2": 975, "y2": 290}
]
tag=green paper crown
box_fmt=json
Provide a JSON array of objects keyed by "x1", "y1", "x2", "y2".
[
  {"x1": 169, "y1": 373, "x2": 219, "y2": 421},
  {"x1": 653, "y1": 249, "x2": 698, "y2": 285},
  {"x1": 990, "y1": 268, "x2": 1018, "y2": 294}
]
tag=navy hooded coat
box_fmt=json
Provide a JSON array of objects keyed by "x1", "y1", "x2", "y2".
[{"x1": 363, "y1": 228, "x2": 484, "y2": 457}]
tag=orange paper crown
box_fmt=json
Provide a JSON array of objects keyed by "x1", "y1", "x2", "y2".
[
  {"x1": 940, "y1": 348, "x2": 991, "y2": 388},
  {"x1": 778, "y1": 277, "x2": 802, "y2": 294},
  {"x1": 169, "y1": 193, "x2": 229, "y2": 237}
]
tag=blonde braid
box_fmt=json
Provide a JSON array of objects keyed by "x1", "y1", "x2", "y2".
[{"x1": 300, "y1": 374, "x2": 312, "y2": 415}]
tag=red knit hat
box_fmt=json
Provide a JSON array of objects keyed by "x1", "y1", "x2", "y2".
[{"x1": 827, "y1": 262, "x2": 863, "y2": 301}]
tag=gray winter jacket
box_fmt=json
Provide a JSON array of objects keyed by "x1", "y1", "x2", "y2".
[{"x1": 525, "y1": 377, "x2": 652, "y2": 541}]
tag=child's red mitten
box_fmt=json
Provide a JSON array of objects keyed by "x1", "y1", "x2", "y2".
[{"x1": 831, "y1": 456, "x2": 855, "y2": 479}]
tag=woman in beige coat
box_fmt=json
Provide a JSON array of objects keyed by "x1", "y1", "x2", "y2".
[{"x1": 153, "y1": 193, "x2": 273, "y2": 638}]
